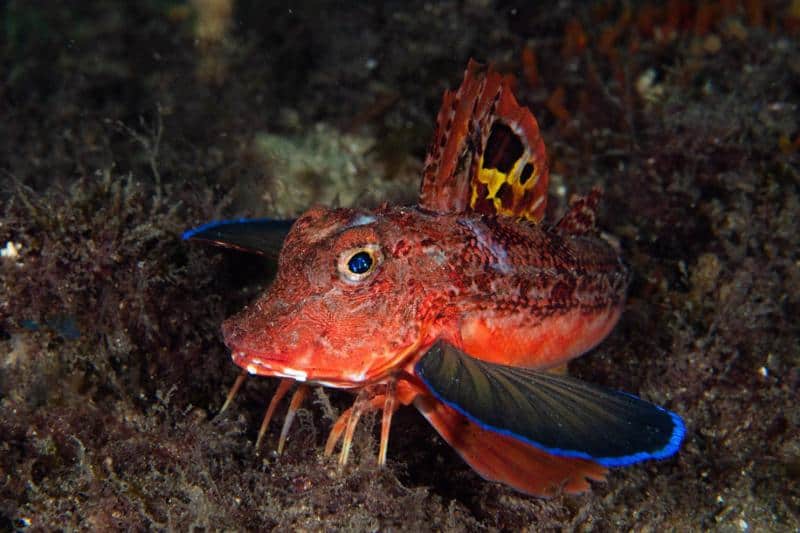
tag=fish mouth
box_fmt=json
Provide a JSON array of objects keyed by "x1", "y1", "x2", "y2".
[
  {"x1": 231, "y1": 349, "x2": 300, "y2": 378},
  {"x1": 228, "y1": 347, "x2": 367, "y2": 389},
  {"x1": 223, "y1": 320, "x2": 308, "y2": 382},
  {"x1": 221, "y1": 305, "x2": 429, "y2": 388},
  {"x1": 226, "y1": 340, "x2": 331, "y2": 383},
  {"x1": 227, "y1": 337, "x2": 426, "y2": 390}
]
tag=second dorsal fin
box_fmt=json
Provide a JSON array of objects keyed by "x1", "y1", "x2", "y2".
[
  {"x1": 556, "y1": 187, "x2": 603, "y2": 235},
  {"x1": 419, "y1": 59, "x2": 549, "y2": 222}
]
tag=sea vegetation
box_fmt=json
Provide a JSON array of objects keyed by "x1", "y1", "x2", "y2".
[{"x1": 1, "y1": 0, "x2": 798, "y2": 530}]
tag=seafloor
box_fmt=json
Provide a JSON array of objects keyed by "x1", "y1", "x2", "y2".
[{"x1": 1, "y1": 1, "x2": 798, "y2": 531}]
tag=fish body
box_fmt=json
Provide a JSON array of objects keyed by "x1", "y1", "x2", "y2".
[
  {"x1": 187, "y1": 60, "x2": 683, "y2": 497},
  {"x1": 223, "y1": 205, "x2": 628, "y2": 388}
]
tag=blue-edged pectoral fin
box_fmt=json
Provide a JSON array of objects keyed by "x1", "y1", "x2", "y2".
[
  {"x1": 182, "y1": 218, "x2": 294, "y2": 259},
  {"x1": 414, "y1": 342, "x2": 685, "y2": 467}
]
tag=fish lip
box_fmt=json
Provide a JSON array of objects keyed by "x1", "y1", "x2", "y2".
[
  {"x1": 231, "y1": 349, "x2": 317, "y2": 384},
  {"x1": 229, "y1": 348, "x2": 290, "y2": 370},
  {"x1": 227, "y1": 331, "x2": 429, "y2": 386},
  {"x1": 228, "y1": 348, "x2": 357, "y2": 388},
  {"x1": 228, "y1": 344, "x2": 416, "y2": 388}
]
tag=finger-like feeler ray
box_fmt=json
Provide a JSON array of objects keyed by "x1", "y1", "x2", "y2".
[
  {"x1": 278, "y1": 385, "x2": 309, "y2": 455},
  {"x1": 255, "y1": 378, "x2": 294, "y2": 452},
  {"x1": 324, "y1": 381, "x2": 398, "y2": 467},
  {"x1": 220, "y1": 369, "x2": 248, "y2": 414}
]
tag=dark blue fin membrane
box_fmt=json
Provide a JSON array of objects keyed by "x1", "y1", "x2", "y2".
[
  {"x1": 415, "y1": 342, "x2": 685, "y2": 467},
  {"x1": 182, "y1": 219, "x2": 294, "y2": 260}
]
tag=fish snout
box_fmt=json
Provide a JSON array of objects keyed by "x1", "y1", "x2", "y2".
[
  {"x1": 220, "y1": 303, "x2": 309, "y2": 377},
  {"x1": 221, "y1": 314, "x2": 247, "y2": 352}
]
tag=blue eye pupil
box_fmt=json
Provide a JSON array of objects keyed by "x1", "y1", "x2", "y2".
[{"x1": 348, "y1": 251, "x2": 373, "y2": 274}]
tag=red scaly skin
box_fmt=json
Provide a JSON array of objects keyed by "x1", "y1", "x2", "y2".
[{"x1": 222, "y1": 204, "x2": 629, "y2": 393}]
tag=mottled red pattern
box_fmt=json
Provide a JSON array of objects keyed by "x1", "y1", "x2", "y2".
[{"x1": 222, "y1": 61, "x2": 630, "y2": 496}]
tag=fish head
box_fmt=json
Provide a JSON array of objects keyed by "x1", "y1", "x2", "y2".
[{"x1": 222, "y1": 205, "x2": 441, "y2": 386}]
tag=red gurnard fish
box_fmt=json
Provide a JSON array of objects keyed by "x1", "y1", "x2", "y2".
[{"x1": 185, "y1": 60, "x2": 684, "y2": 497}]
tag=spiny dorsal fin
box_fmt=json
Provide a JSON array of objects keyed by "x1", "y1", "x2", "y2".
[
  {"x1": 420, "y1": 59, "x2": 549, "y2": 222},
  {"x1": 556, "y1": 187, "x2": 603, "y2": 235}
]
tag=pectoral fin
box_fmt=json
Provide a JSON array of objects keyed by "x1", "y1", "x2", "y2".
[
  {"x1": 414, "y1": 394, "x2": 607, "y2": 496},
  {"x1": 415, "y1": 342, "x2": 685, "y2": 467},
  {"x1": 182, "y1": 218, "x2": 294, "y2": 259}
]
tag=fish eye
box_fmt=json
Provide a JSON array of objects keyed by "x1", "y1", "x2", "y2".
[
  {"x1": 337, "y1": 244, "x2": 382, "y2": 282},
  {"x1": 348, "y1": 251, "x2": 372, "y2": 274}
]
